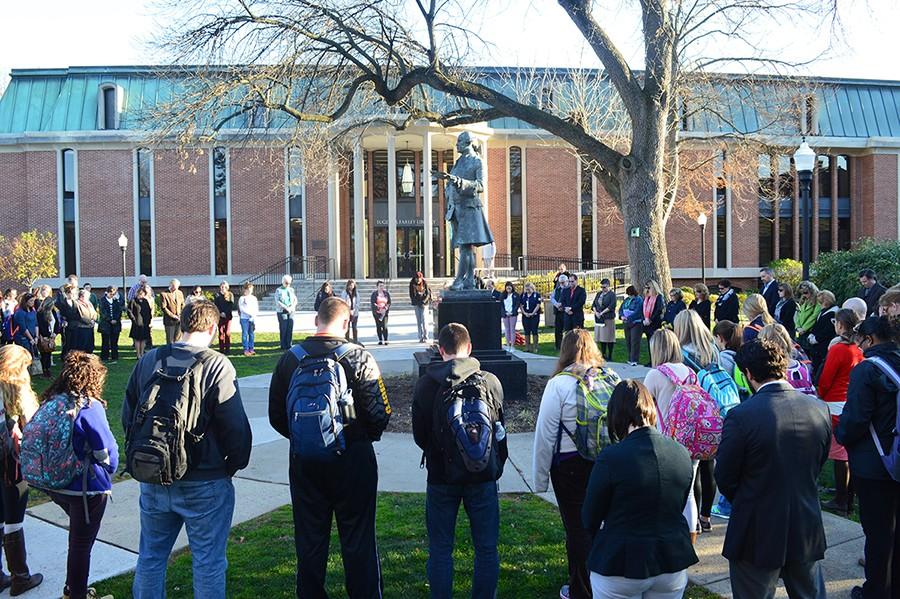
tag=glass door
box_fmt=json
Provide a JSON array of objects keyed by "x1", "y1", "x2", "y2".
[{"x1": 397, "y1": 228, "x2": 423, "y2": 278}]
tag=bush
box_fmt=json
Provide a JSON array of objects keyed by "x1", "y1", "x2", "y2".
[
  {"x1": 812, "y1": 239, "x2": 900, "y2": 303},
  {"x1": 769, "y1": 258, "x2": 803, "y2": 292}
]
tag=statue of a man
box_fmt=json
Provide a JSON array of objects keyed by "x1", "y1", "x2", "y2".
[{"x1": 433, "y1": 132, "x2": 494, "y2": 290}]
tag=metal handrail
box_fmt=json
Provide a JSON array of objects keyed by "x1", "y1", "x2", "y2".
[{"x1": 241, "y1": 255, "x2": 334, "y2": 299}]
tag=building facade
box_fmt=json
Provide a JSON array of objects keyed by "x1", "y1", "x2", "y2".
[{"x1": 1, "y1": 66, "x2": 899, "y2": 287}]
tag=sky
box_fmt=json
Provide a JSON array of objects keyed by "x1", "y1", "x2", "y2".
[{"x1": 1, "y1": 0, "x2": 899, "y2": 89}]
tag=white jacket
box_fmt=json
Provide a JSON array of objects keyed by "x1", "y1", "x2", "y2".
[{"x1": 532, "y1": 373, "x2": 581, "y2": 493}]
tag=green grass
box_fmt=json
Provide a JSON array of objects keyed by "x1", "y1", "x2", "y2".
[
  {"x1": 92, "y1": 492, "x2": 720, "y2": 598},
  {"x1": 817, "y1": 459, "x2": 860, "y2": 522},
  {"x1": 533, "y1": 323, "x2": 651, "y2": 365}
]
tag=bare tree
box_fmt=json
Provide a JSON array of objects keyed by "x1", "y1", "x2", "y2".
[{"x1": 149, "y1": 0, "x2": 839, "y2": 288}]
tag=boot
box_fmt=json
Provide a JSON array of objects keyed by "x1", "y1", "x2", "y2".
[
  {"x1": 0, "y1": 535, "x2": 11, "y2": 594},
  {"x1": 4, "y1": 529, "x2": 43, "y2": 596},
  {"x1": 823, "y1": 460, "x2": 850, "y2": 514},
  {"x1": 64, "y1": 586, "x2": 113, "y2": 599}
]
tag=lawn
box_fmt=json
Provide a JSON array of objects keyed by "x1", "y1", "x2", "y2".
[
  {"x1": 534, "y1": 323, "x2": 651, "y2": 365},
  {"x1": 92, "y1": 492, "x2": 721, "y2": 599}
]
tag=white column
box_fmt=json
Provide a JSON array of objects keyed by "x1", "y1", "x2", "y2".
[
  {"x1": 423, "y1": 132, "x2": 434, "y2": 278},
  {"x1": 387, "y1": 133, "x2": 398, "y2": 279},
  {"x1": 326, "y1": 166, "x2": 341, "y2": 279},
  {"x1": 353, "y1": 144, "x2": 365, "y2": 278}
]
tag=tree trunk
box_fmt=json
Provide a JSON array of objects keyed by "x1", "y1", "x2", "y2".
[{"x1": 619, "y1": 165, "x2": 672, "y2": 292}]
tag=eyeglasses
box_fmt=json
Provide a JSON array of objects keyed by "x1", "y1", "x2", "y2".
[{"x1": 778, "y1": 288, "x2": 785, "y2": 292}]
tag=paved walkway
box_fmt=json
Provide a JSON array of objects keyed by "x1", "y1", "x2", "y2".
[{"x1": 20, "y1": 314, "x2": 866, "y2": 598}]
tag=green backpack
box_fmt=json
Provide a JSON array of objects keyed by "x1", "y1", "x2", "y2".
[
  {"x1": 555, "y1": 367, "x2": 622, "y2": 460},
  {"x1": 732, "y1": 365, "x2": 752, "y2": 402}
]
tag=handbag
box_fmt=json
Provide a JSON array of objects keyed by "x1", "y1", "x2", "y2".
[
  {"x1": 28, "y1": 353, "x2": 43, "y2": 377},
  {"x1": 38, "y1": 337, "x2": 55, "y2": 354}
]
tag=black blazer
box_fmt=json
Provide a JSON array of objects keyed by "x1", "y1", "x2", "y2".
[
  {"x1": 714, "y1": 290, "x2": 740, "y2": 324},
  {"x1": 715, "y1": 381, "x2": 831, "y2": 569},
  {"x1": 582, "y1": 427, "x2": 698, "y2": 578},
  {"x1": 592, "y1": 290, "x2": 616, "y2": 322},
  {"x1": 858, "y1": 283, "x2": 887, "y2": 318},
  {"x1": 774, "y1": 298, "x2": 797, "y2": 338},
  {"x1": 642, "y1": 294, "x2": 664, "y2": 330},
  {"x1": 688, "y1": 299, "x2": 711, "y2": 329},
  {"x1": 761, "y1": 279, "x2": 780, "y2": 317},
  {"x1": 808, "y1": 306, "x2": 838, "y2": 369},
  {"x1": 561, "y1": 286, "x2": 587, "y2": 328}
]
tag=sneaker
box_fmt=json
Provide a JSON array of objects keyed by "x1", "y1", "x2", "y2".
[
  {"x1": 378, "y1": 341, "x2": 384, "y2": 346},
  {"x1": 710, "y1": 504, "x2": 731, "y2": 519},
  {"x1": 700, "y1": 517, "x2": 712, "y2": 532},
  {"x1": 559, "y1": 584, "x2": 570, "y2": 599}
]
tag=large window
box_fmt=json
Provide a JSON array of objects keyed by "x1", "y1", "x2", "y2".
[
  {"x1": 758, "y1": 154, "x2": 774, "y2": 267},
  {"x1": 715, "y1": 153, "x2": 728, "y2": 268},
  {"x1": 580, "y1": 159, "x2": 593, "y2": 267},
  {"x1": 776, "y1": 156, "x2": 794, "y2": 261},
  {"x1": 212, "y1": 147, "x2": 229, "y2": 276},
  {"x1": 817, "y1": 155, "x2": 832, "y2": 254},
  {"x1": 288, "y1": 147, "x2": 304, "y2": 260},
  {"x1": 509, "y1": 146, "x2": 523, "y2": 263},
  {"x1": 836, "y1": 155, "x2": 851, "y2": 251},
  {"x1": 136, "y1": 148, "x2": 153, "y2": 276},
  {"x1": 60, "y1": 149, "x2": 77, "y2": 277}
]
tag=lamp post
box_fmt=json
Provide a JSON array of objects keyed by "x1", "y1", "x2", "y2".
[
  {"x1": 118, "y1": 232, "x2": 128, "y2": 300},
  {"x1": 697, "y1": 212, "x2": 707, "y2": 285},
  {"x1": 793, "y1": 140, "x2": 816, "y2": 280}
]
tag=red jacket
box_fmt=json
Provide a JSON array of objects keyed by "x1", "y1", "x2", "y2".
[{"x1": 817, "y1": 341, "x2": 864, "y2": 428}]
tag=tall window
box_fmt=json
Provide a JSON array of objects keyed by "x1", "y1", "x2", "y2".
[
  {"x1": 817, "y1": 155, "x2": 832, "y2": 254},
  {"x1": 776, "y1": 156, "x2": 794, "y2": 261},
  {"x1": 61, "y1": 149, "x2": 77, "y2": 277},
  {"x1": 212, "y1": 147, "x2": 229, "y2": 275},
  {"x1": 136, "y1": 149, "x2": 153, "y2": 275},
  {"x1": 758, "y1": 154, "x2": 774, "y2": 267},
  {"x1": 509, "y1": 146, "x2": 523, "y2": 263},
  {"x1": 580, "y1": 159, "x2": 594, "y2": 267},
  {"x1": 837, "y1": 155, "x2": 851, "y2": 250},
  {"x1": 715, "y1": 153, "x2": 728, "y2": 268},
  {"x1": 288, "y1": 147, "x2": 304, "y2": 260},
  {"x1": 98, "y1": 84, "x2": 119, "y2": 130}
]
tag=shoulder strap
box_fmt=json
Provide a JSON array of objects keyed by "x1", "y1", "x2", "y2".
[
  {"x1": 656, "y1": 364, "x2": 682, "y2": 386},
  {"x1": 681, "y1": 351, "x2": 701, "y2": 373},
  {"x1": 865, "y1": 356, "x2": 900, "y2": 457},
  {"x1": 289, "y1": 345, "x2": 308, "y2": 363},
  {"x1": 332, "y1": 343, "x2": 353, "y2": 362}
]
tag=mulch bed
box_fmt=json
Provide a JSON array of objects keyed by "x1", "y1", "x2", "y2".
[{"x1": 382, "y1": 374, "x2": 549, "y2": 433}]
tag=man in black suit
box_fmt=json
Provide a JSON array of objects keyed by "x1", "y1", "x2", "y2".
[
  {"x1": 561, "y1": 274, "x2": 587, "y2": 331},
  {"x1": 759, "y1": 267, "x2": 780, "y2": 317},
  {"x1": 857, "y1": 268, "x2": 887, "y2": 317},
  {"x1": 715, "y1": 339, "x2": 831, "y2": 599}
]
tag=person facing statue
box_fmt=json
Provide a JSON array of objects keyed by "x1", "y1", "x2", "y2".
[{"x1": 433, "y1": 131, "x2": 494, "y2": 291}]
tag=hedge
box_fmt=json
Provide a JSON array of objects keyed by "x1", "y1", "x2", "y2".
[{"x1": 812, "y1": 239, "x2": 900, "y2": 303}]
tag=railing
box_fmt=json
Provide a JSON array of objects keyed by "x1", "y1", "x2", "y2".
[
  {"x1": 241, "y1": 255, "x2": 334, "y2": 299},
  {"x1": 493, "y1": 253, "x2": 626, "y2": 277}
]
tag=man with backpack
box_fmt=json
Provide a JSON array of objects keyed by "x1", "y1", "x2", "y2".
[
  {"x1": 715, "y1": 339, "x2": 831, "y2": 599},
  {"x1": 268, "y1": 296, "x2": 391, "y2": 598},
  {"x1": 412, "y1": 323, "x2": 508, "y2": 599},
  {"x1": 123, "y1": 299, "x2": 252, "y2": 599}
]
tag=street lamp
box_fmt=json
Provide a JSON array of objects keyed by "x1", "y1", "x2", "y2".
[
  {"x1": 793, "y1": 140, "x2": 816, "y2": 280},
  {"x1": 697, "y1": 212, "x2": 707, "y2": 285},
  {"x1": 117, "y1": 232, "x2": 128, "y2": 300}
]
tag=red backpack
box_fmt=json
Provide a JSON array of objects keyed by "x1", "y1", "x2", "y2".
[{"x1": 655, "y1": 365, "x2": 723, "y2": 459}]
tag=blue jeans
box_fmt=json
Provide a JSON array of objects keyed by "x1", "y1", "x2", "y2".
[
  {"x1": 133, "y1": 478, "x2": 236, "y2": 599},
  {"x1": 426, "y1": 481, "x2": 499, "y2": 599},
  {"x1": 240, "y1": 318, "x2": 254, "y2": 352},
  {"x1": 278, "y1": 311, "x2": 294, "y2": 349}
]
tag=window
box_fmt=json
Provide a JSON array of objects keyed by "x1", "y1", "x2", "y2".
[
  {"x1": 715, "y1": 152, "x2": 728, "y2": 268},
  {"x1": 837, "y1": 155, "x2": 851, "y2": 250},
  {"x1": 97, "y1": 84, "x2": 120, "y2": 130},
  {"x1": 580, "y1": 159, "x2": 594, "y2": 267},
  {"x1": 288, "y1": 147, "x2": 304, "y2": 260},
  {"x1": 246, "y1": 102, "x2": 269, "y2": 129},
  {"x1": 804, "y1": 95, "x2": 818, "y2": 136},
  {"x1": 817, "y1": 155, "x2": 832, "y2": 254},
  {"x1": 60, "y1": 149, "x2": 77, "y2": 277},
  {"x1": 136, "y1": 148, "x2": 153, "y2": 276},
  {"x1": 509, "y1": 146, "x2": 523, "y2": 263},
  {"x1": 212, "y1": 147, "x2": 229, "y2": 275},
  {"x1": 776, "y1": 156, "x2": 794, "y2": 261},
  {"x1": 758, "y1": 154, "x2": 774, "y2": 267}
]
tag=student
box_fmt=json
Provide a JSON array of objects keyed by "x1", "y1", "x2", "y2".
[
  {"x1": 275, "y1": 275, "x2": 298, "y2": 350},
  {"x1": 412, "y1": 323, "x2": 506, "y2": 599},
  {"x1": 341, "y1": 279, "x2": 361, "y2": 344},
  {"x1": 410, "y1": 272, "x2": 432, "y2": 343},
  {"x1": 313, "y1": 281, "x2": 334, "y2": 312},
  {"x1": 714, "y1": 279, "x2": 740, "y2": 324},
  {"x1": 519, "y1": 282, "x2": 542, "y2": 353},
  {"x1": 0, "y1": 345, "x2": 43, "y2": 595},
  {"x1": 128, "y1": 286, "x2": 153, "y2": 359},
  {"x1": 238, "y1": 283, "x2": 258, "y2": 356},
  {"x1": 689, "y1": 284, "x2": 711, "y2": 329},
  {"x1": 39, "y1": 352, "x2": 117, "y2": 599},
  {"x1": 213, "y1": 281, "x2": 235, "y2": 355},
  {"x1": 500, "y1": 281, "x2": 520, "y2": 350},
  {"x1": 533, "y1": 329, "x2": 621, "y2": 599},
  {"x1": 592, "y1": 278, "x2": 617, "y2": 361},
  {"x1": 757, "y1": 323, "x2": 816, "y2": 396},
  {"x1": 773, "y1": 283, "x2": 798, "y2": 339},
  {"x1": 124, "y1": 300, "x2": 252, "y2": 599},
  {"x1": 741, "y1": 293, "x2": 774, "y2": 343},
  {"x1": 269, "y1": 297, "x2": 391, "y2": 598},
  {"x1": 159, "y1": 279, "x2": 185, "y2": 344},
  {"x1": 97, "y1": 286, "x2": 124, "y2": 363},
  {"x1": 619, "y1": 285, "x2": 644, "y2": 366},
  {"x1": 184, "y1": 286, "x2": 204, "y2": 306},
  {"x1": 663, "y1": 288, "x2": 686, "y2": 329},
  {"x1": 371, "y1": 280, "x2": 392, "y2": 345},
  {"x1": 716, "y1": 339, "x2": 830, "y2": 599}
]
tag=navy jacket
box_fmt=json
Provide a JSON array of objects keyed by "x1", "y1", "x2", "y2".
[
  {"x1": 500, "y1": 291, "x2": 520, "y2": 317},
  {"x1": 97, "y1": 295, "x2": 124, "y2": 334},
  {"x1": 663, "y1": 300, "x2": 686, "y2": 328},
  {"x1": 688, "y1": 299, "x2": 711, "y2": 329},
  {"x1": 715, "y1": 381, "x2": 831, "y2": 569},
  {"x1": 561, "y1": 286, "x2": 587, "y2": 328},
  {"x1": 619, "y1": 295, "x2": 644, "y2": 324},
  {"x1": 714, "y1": 289, "x2": 740, "y2": 324},
  {"x1": 761, "y1": 279, "x2": 780, "y2": 317},
  {"x1": 519, "y1": 292, "x2": 541, "y2": 316}
]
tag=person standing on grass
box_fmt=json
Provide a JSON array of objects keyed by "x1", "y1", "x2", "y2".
[
  {"x1": 619, "y1": 285, "x2": 644, "y2": 366},
  {"x1": 36, "y1": 285, "x2": 57, "y2": 379},
  {"x1": 562, "y1": 274, "x2": 587, "y2": 332},
  {"x1": 1, "y1": 289, "x2": 18, "y2": 346},
  {"x1": 662, "y1": 288, "x2": 686, "y2": 329},
  {"x1": 641, "y1": 281, "x2": 664, "y2": 362},
  {"x1": 500, "y1": 281, "x2": 520, "y2": 351},
  {"x1": 688, "y1": 284, "x2": 711, "y2": 329},
  {"x1": 184, "y1": 286, "x2": 204, "y2": 306},
  {"x1": 371, "y1": 280, "x2": 392, "y2": 346},
  {"x1": 410, "y1": 272, "x2": 433, "y2": 344},
  {"x1": 714, "y1": 279, "x2": 739, "y2": 324},
  {"x1": 128, "y1": 286, "x2": 153, "y2": 359},
  {"x1": 238, "y1": 283, "x2": 258, "y2": 356},
  {"x1": 412, "y1": 322, "x2": 507, "y2": 599},
  {"x1": 592, "y1": 278, "x2": 617, "y2": 361},
  {"x1": 533, "y1": 329, "x2": 621, "y2": 599},
  {"x1": 159, "y1": 279, "x2": 185, "y2": 344},
  {"x1": 857, "y1": 269, "x2": 887, "y2": 318},
  {"x1": 759, "y1": 267, "x2": 780, "y2": 318},
  {"x1": 276, "y1": 275, "x2": 298, "y2": 350},
  {"x1": 213, "y1": 281, "x2": 235, "y2": 355},
  {"x1": 794, "y1": 280, "x2": 821, "y2": 347},
  {"x1": 773, "y1": 283, "x2": 798, "y2": 339},
  {"x1": 269, "y1": 297, "x2": 391, "y2": 599},
  {"x1": 741, "y1": 293, "x2": 774, "y2": 343},
  {"x1": 716, "y1": 339, "x2": 830, "y2": 599},
  {"x1": 82, "y1": 283, "x2": 99, "y2": 313},
  {"x1": 341, "y1": 279, "x2": 361, "y2": 344},
  {"x1": 124, "y1": 300, "x2": 252, "y2": 599},
  {"x1": 97, "y1": 286, "x2": 124, "y2": 364},
  {"x1": 12, "y1": 294, "x2": 37, "y2": 357},
  {"x1": 551, "y1": 274, "x2": 570, "y2": 350},
  {"x1": 520, "y1": 282, "x2": 542, "y2": 353}
]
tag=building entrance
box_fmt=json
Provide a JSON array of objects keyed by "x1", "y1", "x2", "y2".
[{"x1": 397, "y1": 228, "x2": 424, "y2": 278}]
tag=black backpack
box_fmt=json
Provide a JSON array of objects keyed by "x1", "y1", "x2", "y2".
[
  {"x1": 431, "y1": 372, "x2": 507, "y2": 485},
  {"x1": 125, "y1": 346, "x2": 214, "y2": 485}
]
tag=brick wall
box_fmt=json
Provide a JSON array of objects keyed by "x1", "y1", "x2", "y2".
[
  {"x1": 230, "y1": 148, "x2": 285, "y2": 275},
  {"x1": 25, "y1": 151, "x2": 59, "y2": 240},
  {"x1": 0, "y1": 153, "x2": 27, "y2": 238},
  {"x1": 486, "y1": 147, "x2": 508, "y2": 254},
  {"x1": 154, "y1": 149, "x2": 210, "y2": 277},
  {"x1": 77, "y1": 150, "x2": 135, "y2": 279},
  {"x1": 525, "y1": 147, "x2": 578, "y2": 258},
  {"x1": 595, "y1": 184, "x2": 627, "y2": 263},
  {"x1": 857, "y1": 153, "x2": 899, "y2": 240},
  {"x1": 305, "y1": 177, "x2": 329, "y2": 260}
]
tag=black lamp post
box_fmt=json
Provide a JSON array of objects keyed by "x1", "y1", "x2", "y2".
[
  {"x1": 118, "y1": 232, "x2": 128, "y2": 299},
  {"x1": 697, "y1": 212, "x2": 707, "y2": 285},
  {"x1": 793, "y1": 141, "x2": 816, "y2": 280}
]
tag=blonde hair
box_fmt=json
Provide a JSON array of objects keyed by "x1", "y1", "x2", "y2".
[
  {"x1": 742, "y1": 293, "x2": 774, "y2": 324},
  {"x1": 693, "y1": 283, "x2": 709, "y2": 300},
  {"x1": 757, "y1": 323, "x2": 794, "y2": 361},
  {"x1": 817, "y1": 290, "x2": 836, "y2": 308},
  {"x1": 524, "y1": 282, "x2": 536, "y2": 294},
  {"x1": 554, "y1": 329, "x2": 605, "y2": 375},
  {"x1": 0, "y1": 345, "x2": 38, "y2": 421},
  {"x1": 796, "y1": 280, "x2": 820, "y2": 305},
  {"x1": 646, "y1": 280, "x2": 663, "y2": 296},
  {"x1": 650, "y1": 328, "x2": 683, "y2": 367},
  {"x1": 673, "y1": 309, "x2": 717, "y2": 367}
]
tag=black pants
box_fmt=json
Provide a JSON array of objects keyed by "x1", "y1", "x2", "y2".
[
  {"x1": 644, "y1": 325, "x2": 660, "y2": 361},
  {"x1": 39, "y1": 351, "x2": 51, "y2": 374},
  {"x1": 729, "y1": 558, "x2": 824, "y2": 599},
  {"x1": 694, "y1": 459, "x2": 717, "y2": 518},
  {"x1": 48, "y1": 493, "x2": 108, "y2": 599},
  {"x1": 0, "y1": 466, "x2": 27, "y2": 528},
  {"x1": 346, "y1": 315, "x2": 359, "y2": 343},
  {"x1": 279, "y1": 312, "x2": 294, "y2": 350},
  {"x1": 374, "y1": 315, "x2": 388, "y2": 342},
  {"x1": 100, "y1": 326, "x2": 120, "y2": 361},
  {"x1": 289, "y1": 441, "x2": 382, "y2": 599},
  {"x1": 855, "y1": 475, "x2": 900, "y2": 598},
  {"x1": 554, "y1": 310, "x2": 565, "y2": 350},
  {"x1": 550, "y1": 456, "x2": 593, "y2": 599}
]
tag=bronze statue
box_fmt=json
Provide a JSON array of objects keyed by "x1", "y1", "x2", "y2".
[{"x1": 433, "y1": 132, "x2": 494, "y2": 290}]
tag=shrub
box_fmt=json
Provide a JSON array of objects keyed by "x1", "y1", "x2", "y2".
[
  {"x1": 812, "y1": 239, "x2": 900, "y2": 303},
  {"x1": 769, "y1": 258, "x2": 803, "y2": 292}
]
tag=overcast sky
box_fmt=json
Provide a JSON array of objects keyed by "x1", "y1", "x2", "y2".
[{"x1": 1, "y1": 1, "x2": 898, "y2": 89}]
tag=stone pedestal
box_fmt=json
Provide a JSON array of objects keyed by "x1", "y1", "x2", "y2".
[{"x1": 414, "y1": 290, "x2": 528, "y2": 402}]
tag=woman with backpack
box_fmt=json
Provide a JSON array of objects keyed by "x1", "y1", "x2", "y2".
[
  {"x1": 500, "y1": 282, "x2": 520, "y2": 351},
  {"x1": 818, "y1": 309, "x2": 864, "y2": 517},
  {"x1": 757, "y1": 323, "x2": 817, "y2": 396},
  {"x1": 741, "y1": 293, "x2": 774, "y2": 343},
  {"x1": 31, "y1": 351, "x2": 116, "y2": 599},
  {"x1": 837, "y1": 316, "x2": 900, "y2": 599},
  {"x1": 533, "y1": 329, "x2": 621, "y2": 599},
  {"x1": 0, "y1": 345, "x2": 43, "y2": 595}
]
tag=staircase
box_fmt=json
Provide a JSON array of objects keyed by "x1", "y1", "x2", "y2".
[{"x1": 259, "y1": 278, "x2": 455, "y2": 312}]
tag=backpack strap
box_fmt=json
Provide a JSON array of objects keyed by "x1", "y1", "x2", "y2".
[
  {"x1": 289, "y1": 345, "x2": 308, "y2": 363},
  {"x1": 681, "y1": 351, "x2": 701, "y2": 373},
  {"x1": 865, "y1": 356, "x2": 900, "y2": 458}
]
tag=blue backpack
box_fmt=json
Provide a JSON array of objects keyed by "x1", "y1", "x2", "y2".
[
  {"x1": 286, "y1": 344, "x2": 354, "y2": 461},
  {"x1": 683, "y1": 351, "x2": 741, "y2": 417},
  {"x1": 21, "y1": 394, "x2": 86, "y2": 490},
  {"x1": 864, "y1": 356, "x2": 900, "y2": 483}
]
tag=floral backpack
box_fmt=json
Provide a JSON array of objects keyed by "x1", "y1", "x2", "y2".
[
  {"x1": 20, "y1": 393, "x2": 86, "y2": 490},
  {"x1": 656, "y1": 365, "x2": 723, "y2": 459}
]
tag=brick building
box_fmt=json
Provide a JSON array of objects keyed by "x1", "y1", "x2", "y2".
[{"x1": 1, "y1": 66, "x2": 899, "y2": 287}]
